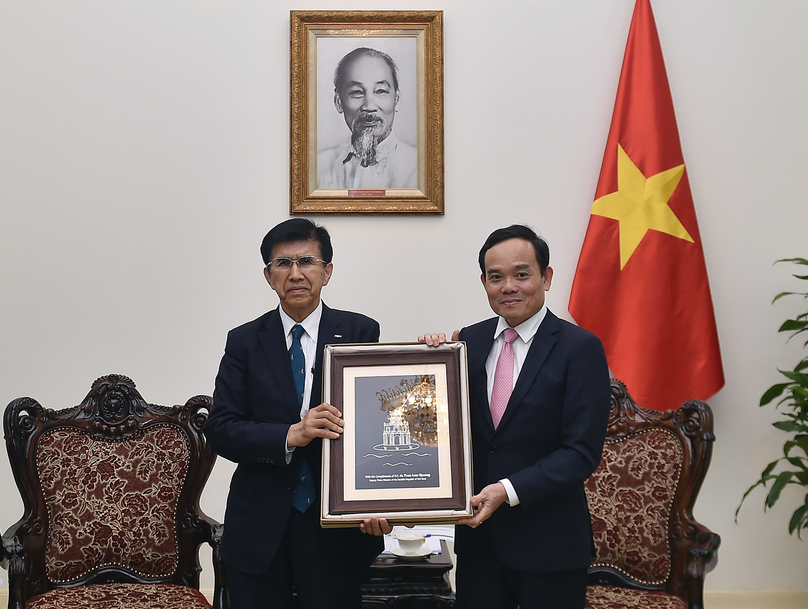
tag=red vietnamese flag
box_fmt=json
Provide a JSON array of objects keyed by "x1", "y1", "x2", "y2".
[{"x1": 568, "y1": 0, "x2": 724, "y2": 411}]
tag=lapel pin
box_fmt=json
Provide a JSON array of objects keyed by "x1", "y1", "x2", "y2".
[{"x1": 334, "y1": 334, "x2": 342, "y2": 338}]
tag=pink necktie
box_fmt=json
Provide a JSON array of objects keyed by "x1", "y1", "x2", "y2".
[{"x1": 490, "y1": 328, "x2": 518, "y2": 429}]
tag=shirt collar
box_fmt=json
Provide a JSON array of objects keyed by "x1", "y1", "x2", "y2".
[
  {"x1": 278, "y1": 301, "x2": 323, "y2": 341},
  {"x1": 342, "y1": 131, "x2": 400, "y2": 165},
  {"x1": 493, "y1": 304, "x2": 548, "y2": 343}
]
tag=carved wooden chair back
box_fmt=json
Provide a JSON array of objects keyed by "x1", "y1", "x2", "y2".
[
  {"x1": 2, "y1": 374, "x2": 226, "y2": 609},
  {"x1": 584, "y1": 378, "x2": 720, "y2": 609}
]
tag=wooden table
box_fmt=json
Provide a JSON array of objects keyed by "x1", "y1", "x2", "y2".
[{"x1": 361, "y1": 539, "x2": 456, "y2": 608}]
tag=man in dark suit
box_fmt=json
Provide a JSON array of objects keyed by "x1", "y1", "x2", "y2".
[
  {"x1": 205, "y1": 219, "x2": 390, "y2": 609},
  {"x1": 422, "y1": 225, "x2": 611, "y2": 609}
]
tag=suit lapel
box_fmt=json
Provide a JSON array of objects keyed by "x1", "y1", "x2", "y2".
[
  {"x1": 467, "y1": 319, "x2": 497, "y2": 429},
  {"x1": 312, "y1": 304, "x2": 341, "y2": 407},
  {"x1": 258, "y1": 308, "x2": 300, "y2": 416},
  {"x1": 497, "y1": 311, "x2": 559, "y2": 430}
]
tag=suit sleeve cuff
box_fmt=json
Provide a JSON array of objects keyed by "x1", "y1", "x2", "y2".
[{"x1": 499, "y1": 478, "x2": 520, "y2": 506}]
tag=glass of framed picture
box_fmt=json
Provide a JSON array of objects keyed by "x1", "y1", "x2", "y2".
[
  {"x1": 321, "y1": 342, "x2": 472, "y2": 527},
  {"x1": 290, "y1": 10, "x2": 444, "y2": 214}
]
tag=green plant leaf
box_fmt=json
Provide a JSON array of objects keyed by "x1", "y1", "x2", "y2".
[
  {"x1": 773, "y1": 421, "x2": 808, "y2": 433},
  {"x1": 792, "y1": 436, "x2": 808, "y2": 455},
  {"x1": 773, "y1": 291, "x2": 806, "y2": 303},
  {"x1": 788, "y1": 504, "x2": 808, "y2": 536},
  {"x1": 776, "y1": 257, "x2": 808, "y2": 266},
  {"x1": 779, "y1": 369, "x2": 808, "y2": 384},
  {"x1": 761, "y1": 460, "x2": 779, "y2": 478},
  {"x1": 761, "y1": 383, "x2": 791, "y2": 405},
  {"x1": 792, "y1": 385, "x2": 808, "y2": 401},
  {"x1": 785, "y1": 456, "x2": 808, "y2": 471},
  {"x1": 780, "y1": 320, "x2": 808, "y2": 333},
  {"x1": 767, "y1": 471, "x2": 795, "y2": 508},
  {"x1": 736, "y1": 476, "x2": 772, "y2": 522},
  {"x1": 783, "y1": 440, "x2": 805, "y2": 456},
  {"x1": 773, "y1": 394, "x2": 797, "y2": 409}
]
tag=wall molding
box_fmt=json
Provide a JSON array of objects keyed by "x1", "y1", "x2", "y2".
[{"x1": 704, "y1": 590, "x2": 808, "y2": 609}]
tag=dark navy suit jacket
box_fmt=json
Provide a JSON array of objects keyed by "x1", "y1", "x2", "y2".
[
  {"x1": 204, "y1": 303, "x2": 382, "y2": 575},
  {"x1": 454, "y1": 309, "x2": 611, "y2": 573}
]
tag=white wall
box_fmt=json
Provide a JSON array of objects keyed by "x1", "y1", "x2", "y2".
[{"x1": 1, "y1": 0, "x2": 807, "y2": 596}]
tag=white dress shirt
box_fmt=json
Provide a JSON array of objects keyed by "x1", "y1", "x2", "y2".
[
  {"x1": 278, "y1": 302, "x2": 322, "y2": 419},
  {"x1": 317, "y1": 131, "x2": 418, "y2": 190},
  {"x1": 279, "y1": 302, "x2": 323, "y2": 460},
  {"x1": 484, "y1": 305, "x2": 548, "y2": 506}
]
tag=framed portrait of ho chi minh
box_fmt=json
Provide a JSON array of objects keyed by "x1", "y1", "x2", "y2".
[
  {"x1": 320, "y1": 342, "x2": 472, "y2": 527},
  {"x1": 290, "y1": 11, "x2": 444, "y2": 214}
]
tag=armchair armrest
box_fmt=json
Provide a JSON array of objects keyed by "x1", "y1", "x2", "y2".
[
  {"x1": 688, "y1": 528, "x2": 720, "y2": 576},
  {"x1": 2, "y1": 528, "x2": 28, "y2": 609},
  {"x1": 683, "y1": 527, "x2": 720, "y2": 609},
  {"x1": 200, "y1": 516, "x2": 228, "y2": 609}
]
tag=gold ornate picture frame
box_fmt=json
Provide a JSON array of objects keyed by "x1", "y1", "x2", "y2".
[
  {"x1": 321, "y1": 342, "x2": 472, "y2": 527},
  {"x1": 290, "y1": 11, "x2": 444, "y2": 214}
]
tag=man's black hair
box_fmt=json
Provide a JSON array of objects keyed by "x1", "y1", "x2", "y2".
[
  {"x1": 260, "y1": 218, "x2": 333, "y2": 265},
  {"x1": 478, "y1": 225, "x2": 550, "y2": 274}
]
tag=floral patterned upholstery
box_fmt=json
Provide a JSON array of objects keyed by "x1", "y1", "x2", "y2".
[
  {"x1": 583, "y1": 378, "x2": 720, "y2": 609},
  {"x1": 586, "y1": 585, "x2": 688, "y2": 609},
  {"x1": 2, "y1": 374, "x2": 227, "y2": 609},
  {"x1": 26, "y1": 583, "x2": 211, "y2": 609},
  {"x1": 586, "y1": 429, "x2": 682, "y2": 585},
  {"x1": 37, "y1": 426, "x2": 189, "y2": 582}
]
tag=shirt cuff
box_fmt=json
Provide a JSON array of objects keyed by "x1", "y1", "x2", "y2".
[
  {"x1": 285, "y1": 436, "x2": 295, "y2": 464},
  {"x1": 499, "y1": 478, "x2": 520, "y2": 506}
]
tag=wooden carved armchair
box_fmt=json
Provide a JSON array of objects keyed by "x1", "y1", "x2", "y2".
[
  {"x1": 584, "y1": 378, "x2": 720, "y2": 609},
  {"x1": 1, "y1": 374, "x2": 227, "y2": 609}
]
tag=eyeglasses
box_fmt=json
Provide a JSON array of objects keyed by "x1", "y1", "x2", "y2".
[{"x1": 266, "y1": 256, "x2": 326, "y2": 272}]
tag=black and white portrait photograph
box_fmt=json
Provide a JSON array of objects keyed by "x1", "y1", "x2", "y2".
[{"x1": 316, "y1": 38, "x2": 419, "y2": 191}]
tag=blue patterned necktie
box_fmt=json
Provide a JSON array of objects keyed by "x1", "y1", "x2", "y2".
[{"x1": 290, "y1": 324, "x2": 316, "y2": 512}]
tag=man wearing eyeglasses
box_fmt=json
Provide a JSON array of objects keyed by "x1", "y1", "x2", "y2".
[{"x1": 205, "y1": 218, "x2": 390, "y2": 609}]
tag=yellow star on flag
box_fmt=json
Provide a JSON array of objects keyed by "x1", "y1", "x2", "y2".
[{"x1": 592, "y1": 143, "x2": 693, "y2": 269}]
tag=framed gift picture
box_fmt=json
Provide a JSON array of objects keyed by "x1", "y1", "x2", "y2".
[
  {"x1": 320, "y1": 342, "x2": 472, "y2": 527},
  {"x1": 290, "y1": 10, "x2": 444, "y2": 214}
]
